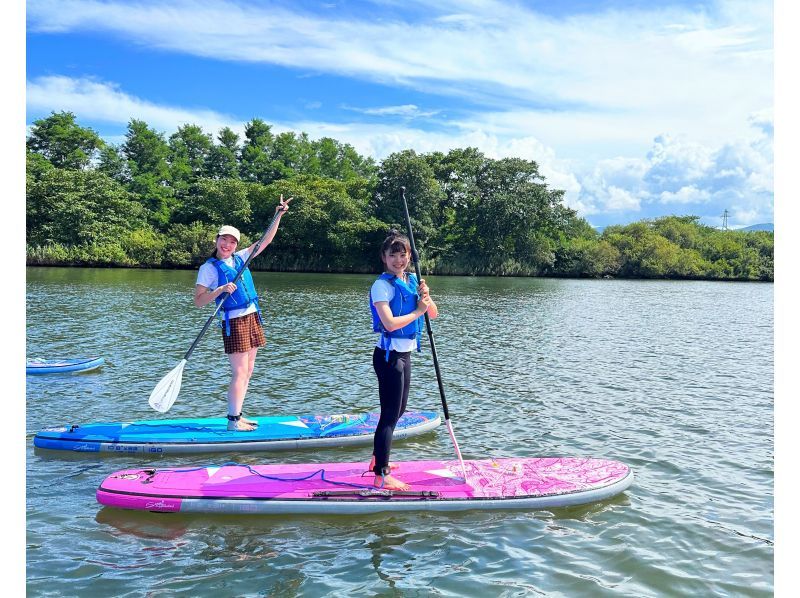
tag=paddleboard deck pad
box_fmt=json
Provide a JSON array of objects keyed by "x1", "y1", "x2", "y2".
[
  {"x1": 26, "y1": 357, "x2": 105, "y2": 375},
  {"x1": 34, "y1": 411, "x2": 440, "y2": 454},
  {"x1": 96, "y1": 457, "x2": 632, "y2": 514}
]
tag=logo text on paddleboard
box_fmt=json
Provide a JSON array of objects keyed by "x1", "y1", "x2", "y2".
[{"x1": 145, "y1": 500, "x2": 178, "y2": 510}]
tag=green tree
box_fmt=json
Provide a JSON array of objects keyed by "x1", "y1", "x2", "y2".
[
  {"x1": 240, "y1": 118, "x2": 275, "y2": 184},
  {"x1": 743, "y1": 231, "x2": 774, "y2": 280},
  {"x1": 340, "y1": 142, "x2": 377, "y2": 180},
  {"x1": 374, "y1": 150, "x2": 445, "y2": 260},
  {"x1": 26, "y1": 150, "x2": 55, "y2": 182},
  {"x1": 122, "y1": 119, "x2": 175, "y2": 226},
  {"x1": 554, "y1": 237, "x2": 622, "y2": 277},
  {"x1": 163, "y1": 221, "x2": 218, "y2": 267},
  {"x1": 315, "y1": 137, "x2": 337, "y2": 175},
  {"x1": 250, "y1": 176, "x2": 386, "y2": 271},
  {"x1": 121, "y1": 228, "x2": 167, "y2": 266},
  {"x1": 97, "y1": 144, "x2": 129, "y2": 184},
  {"x1": 26, "y1": 111, "x2": 104, "y2": 170},
  {"x1": 24, "y1": 111, "x2": 773, "y2": 278},
  {"x1": 205, "y1": 127, "x2": 241, "y2": 180},
  {"x1": 168, "y1": 124, "x2": 213, "y2": 197},
  {"x1": 271, "y1": 131, "x2": 307, "y2": 178},
  {"x1": 602, "y1": 218, "x2": 741, "y2": 279},
  {"x1": 27, "y1": 168, "x2": 146, "y2": 247},
  {"x1": 314, "y1": 137, "x2": 377, "y2": 181},
  {"x1": 424, "y1": 147, "x2": 486, "y2": 260},
  {"x1": 175, "y1": 178, "x2": 253, "y2": 229},
  {"x1": 652, "y1": 215, "x2": 703, "y2": 249},
  {"x1": 474, "y1": 157, "x2": 564, "y2": 272}
]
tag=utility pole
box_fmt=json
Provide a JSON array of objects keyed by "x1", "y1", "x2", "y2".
[{"x1": 722, "y1": 209, "x2": 729, "y2": 231}]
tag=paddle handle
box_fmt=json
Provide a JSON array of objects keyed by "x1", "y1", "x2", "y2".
[
  {"x1": 400, "y1": 186, "x2": 466, "y2": 475},
  {"x1": 183, "y1": 208, "x2": 284, "y2": 361}
]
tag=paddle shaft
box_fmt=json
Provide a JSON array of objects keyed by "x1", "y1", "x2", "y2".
[
  {"x1": 400, "y1": 187, "x2": 466, "y2": 473},
  {"x1": 183, "y1": 210, "x2": 283, "y2": 361},
  {"x1": 399, "y1": 188, "x2": 450, "y2": 416}
]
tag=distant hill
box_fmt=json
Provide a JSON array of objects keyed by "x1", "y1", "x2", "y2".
[
  {"x1": 593, "y1": 222, "x2": 773, "y2": 234},
  {"x1": 739, "y1": 223, "x2": 773, "y2": 232}
]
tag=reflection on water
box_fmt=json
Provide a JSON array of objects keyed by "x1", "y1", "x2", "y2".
[
  {"x1": 26, "y1": 268, "x2": 773, "y2": 596},
  {"x1": 95, "y1": 508, "x2": 189, "y2": 541}
]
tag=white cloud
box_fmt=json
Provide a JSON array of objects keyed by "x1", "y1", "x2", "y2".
[
  {"x1": 645, "y1": 135, "x2": 715, "y2": 191},
  {"x1": 26, "y1": 0, "x2": 772, "y2": 154},
  {"x1": 341, "y1": 104, "x2": 440, "y2": 118},
  {"x1": 26, "y1": 0, "x2": 774, "y2": 228},
  {"x1": 27, "y1": 75, "x2": 243, "y2": 137},
  {"x1": 659, "y1": 186, "x2": 712, "y2": 204},
  {"x1": 749, "y1": 107, "x2": 774, "y2": 137},
  {"x1": 575, "y1": 111, "x2": 773, "y2": 225},
  {"x1": 606, "y1": 186, "x2": 642, "y2": 211},
  {"x1": 26, "y1": 74, "x2": 773, "y2": 227}
]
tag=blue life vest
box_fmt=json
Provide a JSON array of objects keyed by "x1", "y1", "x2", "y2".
[
  {"x1": 370, "y1": 272, "x2": 423, "y2": 361},
  {"x1": 206, "y1": 254, "x2": 262, "y2": 336}
]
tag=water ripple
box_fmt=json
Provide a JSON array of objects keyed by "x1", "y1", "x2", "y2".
[{"x1": 26, "y1": 270, "x2": 773, "y2": 595}]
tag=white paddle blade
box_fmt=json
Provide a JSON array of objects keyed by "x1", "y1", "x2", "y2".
[{"x1": 148, "y1": 359, "x2": 187, "y2": 413}]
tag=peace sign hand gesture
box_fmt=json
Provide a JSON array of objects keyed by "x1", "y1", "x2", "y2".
[{"x1": 275, "y1": 194, "x2": 294, "y2": 214}]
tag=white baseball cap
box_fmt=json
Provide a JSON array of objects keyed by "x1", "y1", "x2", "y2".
[{"x1": 217, "y1": 225, "x2": 240, "y2": 242}]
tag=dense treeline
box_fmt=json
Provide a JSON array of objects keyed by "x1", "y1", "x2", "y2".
[{"x1": 26, "y1": 111, "x2": 773, "y2": 281}]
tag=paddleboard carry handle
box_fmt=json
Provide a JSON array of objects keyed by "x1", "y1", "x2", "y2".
[{"x1": 312, "y1": 489, "x2": 440, "y2": 498}]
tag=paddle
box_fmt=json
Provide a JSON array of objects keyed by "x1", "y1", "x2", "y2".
[
  {"x1": 399, "y1": 186, "x2": 468, "y2": 479},
  {"x1": 148, "y1": 206, "x2": 288, "y2": 413}
]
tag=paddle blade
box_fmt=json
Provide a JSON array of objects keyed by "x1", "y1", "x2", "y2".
[{"x1": 148, "y1": 359, "x2": 187, "y2": 413}]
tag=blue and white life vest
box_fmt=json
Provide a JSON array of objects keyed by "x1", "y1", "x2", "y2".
[
  {"x1": 206, "y1": 254, "x2": 262, "y2": 336},
  {"x1": 370, "y1": 272, "x2": 423, "y2": 360}
]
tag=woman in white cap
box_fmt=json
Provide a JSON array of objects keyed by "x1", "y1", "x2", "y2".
[{"x1": 193, "y1": 195, "x2": 292, "y2": 431}]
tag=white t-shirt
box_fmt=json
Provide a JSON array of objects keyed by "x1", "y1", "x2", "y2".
[
  {"x1": 196, "y1": 248, "x2": 257, "y2": 320},
  {"x1": 371, "y1": 276, "x2": 418, "y2": 353}
]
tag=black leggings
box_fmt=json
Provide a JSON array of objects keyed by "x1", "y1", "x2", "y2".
[{"x1": 372, "y1": 347, "x2": 411, "y2": 474}]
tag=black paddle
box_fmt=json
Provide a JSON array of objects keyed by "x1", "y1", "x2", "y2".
[{"x1": 400, "y1": 186, "x2": 467, "y2": 478}]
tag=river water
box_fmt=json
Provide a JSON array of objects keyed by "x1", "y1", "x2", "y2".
[{"x1": 25, "y1": 268, "x2": 773, "y2": 596}]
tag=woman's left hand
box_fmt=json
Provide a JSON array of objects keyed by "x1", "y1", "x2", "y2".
[
  {"x1": 419, "y1": 278, "x2": 431, "y2": 299},
  {"x1": 275, "y1": 194, "x2": 294, "y2": 213}
]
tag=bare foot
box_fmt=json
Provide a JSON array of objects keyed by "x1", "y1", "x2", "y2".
[
  {"x1": 227, "y1": 419, "x2": 256, "y2": 432},
  {"x1": 375, "y1": 474, "x2": 410, "y2": 491},
  {"x1": 239, "y1": 416, "x2": 258, "y2": 426}
]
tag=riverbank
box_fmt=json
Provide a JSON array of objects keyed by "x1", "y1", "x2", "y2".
[{"x1": 25, "y1": 256, "x2": 774, "y2": 282}]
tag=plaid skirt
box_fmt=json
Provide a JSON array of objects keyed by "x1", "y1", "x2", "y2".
[{"x1": 222, "y1": 312, "x2": 266, "y2": 354}]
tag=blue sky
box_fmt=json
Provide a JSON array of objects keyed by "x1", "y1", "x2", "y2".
[{"x1": 25, "y1": 0, "x2": 774, "y2": 228}]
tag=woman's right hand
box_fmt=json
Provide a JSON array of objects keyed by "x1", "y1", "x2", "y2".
[{"x1": 218, "y1": 282, "x2": 237, "y2": 295}]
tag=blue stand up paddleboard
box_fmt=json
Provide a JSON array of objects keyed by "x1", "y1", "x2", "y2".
[
  {"x1": 26, "y1": 357, "x2": 105, "y2": 375},
  {"x1": 33, "y1": 410, "x2": 441, "y2": 454}
]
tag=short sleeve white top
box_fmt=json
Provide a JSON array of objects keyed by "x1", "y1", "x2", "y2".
[
  {"x1": 370, "y1": 277, "x2": 418, "y2": 353},
  {"x1": 196, "y1": 248, "x2": 257, "y2": 320}
]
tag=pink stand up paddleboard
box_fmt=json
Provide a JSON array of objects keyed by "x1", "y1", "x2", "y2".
[{"x1": 97, "y1": 457, "x2": 633, "y2": 515}]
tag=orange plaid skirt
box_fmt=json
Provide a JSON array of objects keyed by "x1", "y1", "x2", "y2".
[{"x1": 222, "y1": 312, "x2": 266, "y2": 354}]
